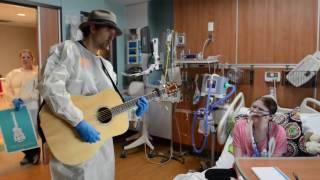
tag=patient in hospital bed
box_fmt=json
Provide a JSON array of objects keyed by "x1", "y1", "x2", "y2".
[
  {"x1": 233, "y1": 96, "x2": 287, "y2": 157},
  {"x1": 174, "y1": 96, "x2": 320, "y2": 180},
  {"x1": 175, "y1": 96, "x2": 287, "y2": 180}
]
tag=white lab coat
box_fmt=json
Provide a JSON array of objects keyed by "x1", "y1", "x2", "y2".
[
  {"x1": 39, "y1": 40, "x2": 117, "y2": 180},
  {"x1": 5, "y1": 67, "x2": 39, "y2": 127}
]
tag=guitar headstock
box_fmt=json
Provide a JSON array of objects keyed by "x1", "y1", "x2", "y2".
[{"x1": 164, "y1": 82, "x2": 179, "y2": 95}]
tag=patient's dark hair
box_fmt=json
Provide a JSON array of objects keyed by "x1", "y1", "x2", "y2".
[{"x1": 256, "y1": 97, "x2": 278, "y2": 115}]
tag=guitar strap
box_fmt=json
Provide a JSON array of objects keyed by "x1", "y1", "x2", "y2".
[
  {"x1": 78, "y1": 40, "x2": 124, "y2": 102},
  {"x1": 37, "y1": 101, "x2": 46, "y2": 143},
  {"x1": 99, "y1": 58, "x2": 124, "y2": 102}
]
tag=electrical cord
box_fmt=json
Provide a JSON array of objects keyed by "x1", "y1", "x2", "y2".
[
  {"x1": 201, "y1": 39, "x2": 211, "y2": 60},
  {"x1": 143, "y1": 104, "x2": 182, "y2": 165}
]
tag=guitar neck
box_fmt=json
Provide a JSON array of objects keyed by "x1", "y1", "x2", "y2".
[{"x1": 110, "y1": 89, "x2": 164, "y2": 116}]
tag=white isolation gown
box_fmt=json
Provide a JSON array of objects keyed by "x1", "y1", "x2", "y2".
[
  {"x1": 5, "y1": 67, "x2": 39, "y2": 127},
  {"x1": 39, "y1": 40, "x2": 117, "y2": 180}
]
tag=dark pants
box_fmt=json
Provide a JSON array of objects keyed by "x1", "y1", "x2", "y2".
[
  {"x1": 205, "y1": 168, "x2": 237, "y2": 180},
  {"x1": 23, "y1": 147, "x2": 40, "y2": 162}
]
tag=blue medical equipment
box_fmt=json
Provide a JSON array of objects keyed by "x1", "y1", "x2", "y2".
[
  {"x1": 200, "y1": 74, "x2": 229, "y2": 98},
  {"x1": 192, "y1": 74, "x2": 236, "y2": 153}
]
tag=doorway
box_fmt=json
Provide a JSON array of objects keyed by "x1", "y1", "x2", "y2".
[
  {"x1": 0, "y1": 1, "x2": 61, "y2": 109},
  {"x1": 0, "y1": 1, "x2": 61, "y2": 176},
  {"x1": 0, "y1": 3, "x2": 37, "y2": 109}
]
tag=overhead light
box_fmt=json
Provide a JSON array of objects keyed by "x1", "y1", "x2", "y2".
[{"x1": 16, "y1": 13, "x2": 26, "y2": 17}]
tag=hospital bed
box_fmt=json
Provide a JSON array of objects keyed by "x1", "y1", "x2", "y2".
[{"x1": 174, "y1": 94, "x2": 320, "y2": 180}]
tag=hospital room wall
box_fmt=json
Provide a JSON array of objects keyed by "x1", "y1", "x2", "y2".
[
  {"x1": 174, "y1": 0, "x2": 319, "y2": 108},
  {"x1": 0, "y1": 25, "x2": 37, "y2": 76},
  {"x1": 172, "y1": 0, "x2": 319, "y2": 147},
  {"x1": 174, "y1": 0, "x2": 237, "y2": 64}
]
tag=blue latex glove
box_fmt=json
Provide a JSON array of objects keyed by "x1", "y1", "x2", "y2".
[
  {"x1": 75, "y1": 120, "x2": 101, "y2": 143},
  {"x1": 135, "y1": 97, "x2": 149, "y2": 117},
  {"x1": 12, "y1": 98, "x2": 24, "y2": 111}
]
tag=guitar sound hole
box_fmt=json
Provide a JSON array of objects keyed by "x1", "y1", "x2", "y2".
[{"x1": 97, "y1": 107, "x2": 112, "y2": 124}]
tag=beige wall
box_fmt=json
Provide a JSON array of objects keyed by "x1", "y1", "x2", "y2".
[{"x1": 0, "y1": 25, "x2": 37, "y2": 77}]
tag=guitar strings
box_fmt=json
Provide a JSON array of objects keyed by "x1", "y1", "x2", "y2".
[
  {"x1": 82, "y1": 88, "x2": 168, "y2": 122},
  {"x1": 95, "y1": 92, "x2": 159, "y2": 121},
  {"x1": 95, "y1": 98, "x2": 147, "y2": 121},
  {"x1": 97, "y1": 90, "x2": 159, "y2": 118},
  {"x1": 62, "y1": 87, "x2": 175, "y2": 125}
]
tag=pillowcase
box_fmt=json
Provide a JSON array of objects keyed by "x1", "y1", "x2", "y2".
[
  {"x1": 300, "y1": 113, "x2": 320, "y2": 134},
  {"x1": 273, "y1": 108, "x2": 310, "y2": 156}
]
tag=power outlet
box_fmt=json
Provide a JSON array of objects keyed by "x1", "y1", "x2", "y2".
[{"x1": 265, "y1": 72, "x2": 281, "y2": 82}]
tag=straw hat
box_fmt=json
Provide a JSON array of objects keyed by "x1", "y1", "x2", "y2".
[{"x1": 79, "y1": 9, "x2": 122, "y2": 36}]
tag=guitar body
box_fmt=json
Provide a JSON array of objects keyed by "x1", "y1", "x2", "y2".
[{"x1": 40, "y1": 89, "x2": 128, "y2": 165}]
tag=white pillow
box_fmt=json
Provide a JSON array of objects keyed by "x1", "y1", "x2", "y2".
[{"x1": 300, "y1": 113, "x2": 320, "y2": 134}]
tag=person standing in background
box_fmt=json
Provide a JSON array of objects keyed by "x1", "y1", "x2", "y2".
[{"x1": 5, "y1": 49, "x2": 40, "y2": 165}]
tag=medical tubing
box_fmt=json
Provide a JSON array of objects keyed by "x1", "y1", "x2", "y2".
[
  {"x1": 191, "y1": 109, "x2": 208, "y2": 153},
  {"x1": 164, "y1": 32, "x2": 172, "y2": 81},
  {"x1": 164, "y1": 43, "x2": 170, "y2": 81},
  {"x1": 209, "y1": 84, "x2": 236, "y2": 112},
  {"x1": 192, "y1": 78, "x2": 214, "y2": 153},
  {"x1": 201, "y1": 39, "x2": 211, "y2": 60},
  {"x1": 191, "y1": 83, "x2": 237, "y2": 153}
]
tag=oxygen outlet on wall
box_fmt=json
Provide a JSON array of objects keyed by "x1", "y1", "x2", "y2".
[
  {"x1": 208, "y1": 22, "x2": 214, "y2": 40},
  {"x1": 264, "y1": 72, "x2": 281, "y2": 82},
  {"x1": 208, "y1": 22, "x2": 214, "y2": 32}
]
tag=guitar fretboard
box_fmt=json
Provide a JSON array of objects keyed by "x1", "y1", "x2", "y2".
[{"x1": 110, "y1": 88, "x2": 165, "y2": 116}]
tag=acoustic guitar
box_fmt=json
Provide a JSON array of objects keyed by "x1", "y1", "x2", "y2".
[{"x1": 39, "y1": 82, "x2": 178, "y2": 165}]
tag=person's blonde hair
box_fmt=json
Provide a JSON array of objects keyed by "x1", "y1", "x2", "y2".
[{"x1": 19, "y1": 49, "x2": 34, "y2": 63}]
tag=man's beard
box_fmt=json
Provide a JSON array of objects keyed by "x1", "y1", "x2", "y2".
[{"x1": 98, "y1": 40, "x2": 110, "y2": 50}]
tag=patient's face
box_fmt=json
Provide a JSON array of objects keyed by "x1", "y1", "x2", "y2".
[{"x1": 249, "y1": 100, "x2": 270, "y2": 121}]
